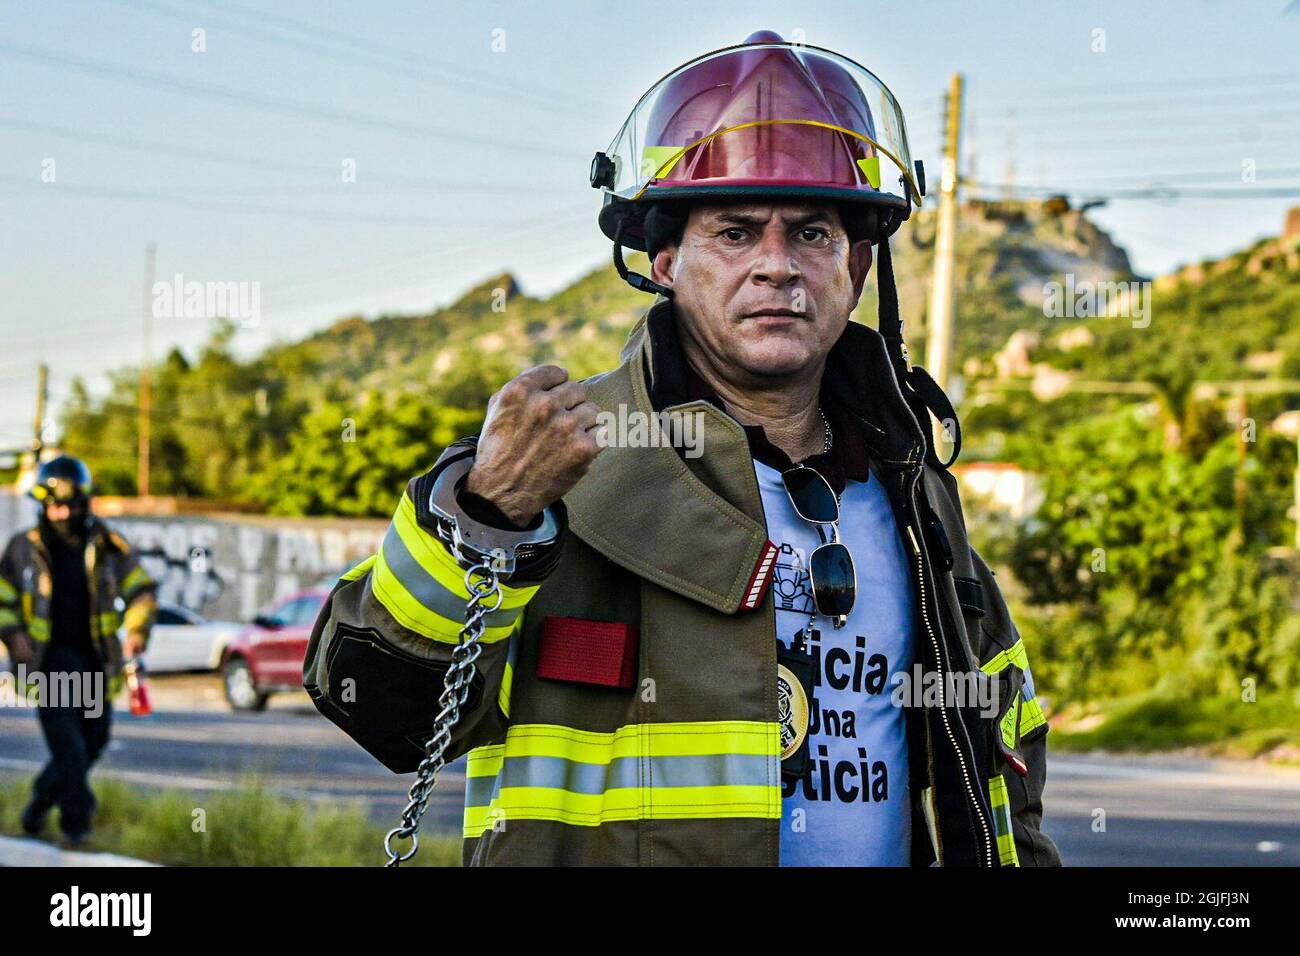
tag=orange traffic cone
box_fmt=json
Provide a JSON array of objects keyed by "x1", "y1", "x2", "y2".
[{"x1": 123, "y1": 659, "x2": 153, "y2": 717}]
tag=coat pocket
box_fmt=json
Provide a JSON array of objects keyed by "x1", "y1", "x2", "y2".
[{"x1": 321, "y1": 622, "x2": 484, "y2": 754}]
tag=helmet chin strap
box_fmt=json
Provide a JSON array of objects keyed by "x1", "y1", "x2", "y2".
[
  {"x1": 875, "y1": 237, "x2": 962, "y2": 470},
  {"x1": 613, "y1": 221, "x2": 674, "y2": 298}
]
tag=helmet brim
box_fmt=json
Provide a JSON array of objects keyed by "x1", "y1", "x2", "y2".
[{"x1": 600, "y1": 185, "x2": 908, "y2": 252}]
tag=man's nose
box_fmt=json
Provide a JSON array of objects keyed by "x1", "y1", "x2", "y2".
[{"x1": 750, "y1": 229, "x2": 801, "y2": 287}]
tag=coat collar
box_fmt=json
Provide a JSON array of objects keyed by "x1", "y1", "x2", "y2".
[{"x1": 563, "y1": 298, "x2": 926, "y2": 615}]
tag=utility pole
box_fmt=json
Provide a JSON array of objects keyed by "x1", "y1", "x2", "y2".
[
  {"x1": 32, "y1": 362, "x2": 48, "y2": 455},
  {"x1": 138, "y1": 242, "x2": 156, "y2": 497},
  {"x1": 1000, "y1": 108, "x2": 1016, "y2": 201},
  {"x1": 926, "y1": 73, "x2": 963, "y2": 456}
]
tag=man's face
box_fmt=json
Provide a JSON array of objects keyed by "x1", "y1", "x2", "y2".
[
  {"x1": 43, "y1": 498, "x2": 88, "y2": 524},
  {"x1": 650, "y1": 201, "x2": 873, "y2": 382}
]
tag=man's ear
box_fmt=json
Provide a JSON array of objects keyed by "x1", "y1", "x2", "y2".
[
  {"x1": 650, "y1": 245, "x2": 677, "y2": 289},
  {"x1": 849, "y1": 239, "x2": 874, "y2": 301}
]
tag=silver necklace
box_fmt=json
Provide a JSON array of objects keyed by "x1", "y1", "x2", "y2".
[{"x1": 819, "y1": 407, "x2": 832, "y2": 455}]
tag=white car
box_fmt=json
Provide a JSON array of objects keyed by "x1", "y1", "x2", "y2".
[{"x1": 140, "y1": 604, "x2": 242, "y2": 674}]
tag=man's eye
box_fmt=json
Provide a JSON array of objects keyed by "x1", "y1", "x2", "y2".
[
  {"x1": 721, "y1": 228, "x2": 749, "y2": 242},
  {"x1": 797, "y1": 227, "x2": 829, "y2": 242}
]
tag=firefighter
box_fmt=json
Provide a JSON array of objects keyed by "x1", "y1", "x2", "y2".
[
  {"x1": 305, "y1": 32, "x2": 1061, "y2": 866},
  {"x1": 0, "y1": 455, "x2": 157, "y2": 844}
]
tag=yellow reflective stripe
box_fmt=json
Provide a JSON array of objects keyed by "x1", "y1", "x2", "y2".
[
  {"x1": 982, "y1": 637, "x2": 1048, "y2": 744},
  {"x1": 1019, "y1": 696, "x2": 1047, "y2": 736},
  {"x1": 370, "y1": 548, "x2": 519, "y2": 645},
  {"x1": 122, "y1": 599, "x2": 153, "y2": 633},
  {"x1": 0, "y1": 608, "x2": 19, "y2": 629},
  {"x1": 28, "y1": 617, "x2": 49, "y2": 642},
  {"x1": 998, "y1": 695, "x2": 1019, "y2": 751},
  {"x1": 497, "y1": 619, "x2": 522, "y2": 718},
  {"x1": 463, "y1": 786, "x2": 778, "y2": 835},
  {"x1": 121, "y1": 565, "x2": 151, "y2": 597},
  {"x1": 340, "y1": 555, "x2": 376, "y2": 582},
  {"x1": 463, "y1": 721, "x2": 782, "y2": 838},
  {"x1": 468, "y1": 720, "x2": 777, "y2": 768},
  {"x1": 392, "y1": 494, "x2": 537, "y2": 612},
  {"x1": 0, "y1": 578, "x2": 16, "y2": 604},
  {"x1": 988, "y1": 774, "x2": 1020, "y2": 867},
  {"x1": 980, "y1": 638, "x2": 1030, "y2": 676},
  {"x1": 498, "y1": 662, "x2": 513, "y2": 718},
  {"x1": 99, "y1": 612, "x2": 121, "y2": 636},
  {"x1": 371, "y1": 548, "x2": 459, "y2": 642},
  {"x1": 371, "y1": 494, "x2": 537, "y2": 644},
  {"x1": 995, "y1": 693, "x2": 1048, "y2": 750}
]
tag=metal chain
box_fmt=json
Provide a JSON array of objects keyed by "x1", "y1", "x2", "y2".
[{"x1": 383, "y1": 551, "x2": 503, "y2": 867}]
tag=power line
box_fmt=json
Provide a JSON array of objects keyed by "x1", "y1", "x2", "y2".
[
  {"x1": 0, "y1": 39, "x2": 585, "y2": 160},
  {"x1": 989, "y1": 127, "x2": 1300, "y2": 152},
  {"x1": 0, "y1": 116, "x2": 567, "y2": 194},
  {"x1": 969, "y1": 109, "x2": 1300, "y2": 135},
  {"x1": 0, "y1": 174, "x2": 523, "y2": 227},
  {"x1": 968, "y1": 90, "x2": 1300, "y2": 122},
  {"x1": 965, "y1": 179, "x2": 1300, "y2": 200},
  {"x1": 261, "y1": 209, "x2": 592, "y2": 302},
  {"x1": 938, "y1": 69, "x2": 1300, "y2": 107},
  {"x1": 0, "y1": 218, "x2": 600, "y2": 354},
  {"x1": 110, "y1": 0, "x2": 604, "y2": 119},
  {"x1": 996, "y1": 165, "x2": 1300, "y2": 186},
  {"x1": 183, "y1": 0, "x2": 611, "y2": 114}
]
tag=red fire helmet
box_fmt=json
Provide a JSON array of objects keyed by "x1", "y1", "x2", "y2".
[{"x1": 592, "y1": 31, "x2": 925, "y2": 251}]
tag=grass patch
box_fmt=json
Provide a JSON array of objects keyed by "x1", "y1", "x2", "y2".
[
  {"x1": 1051, "y1": 689, "x2": 1300, "y2": 758},
  {"x1": 0, "y1": 775, "x2": 460, "y2": 866}
]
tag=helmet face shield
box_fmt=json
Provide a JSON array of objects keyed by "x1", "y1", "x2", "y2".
[
  {"x1": 596, "y1": 41, "x2": 921, "y2": 222},
  {"x1": 35, "y1": 477, "x2": 84, "y2": 503}
]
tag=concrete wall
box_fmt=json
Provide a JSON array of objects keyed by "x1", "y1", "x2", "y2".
[{"x1": 0, "y1": 492, "x2": 385, "y2": 623}]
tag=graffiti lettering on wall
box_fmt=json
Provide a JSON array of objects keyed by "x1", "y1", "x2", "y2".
[
  {"x1": 136, "y1": 545, "x2": 226, "y2": 611},
  {"x1": 111, "y1": 518, "x2": 384, "y2": 622}
]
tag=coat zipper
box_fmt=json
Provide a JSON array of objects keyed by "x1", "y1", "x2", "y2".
[
  {"x1": 905, "y1": 517, "x2": 994, "y2": 867},
  {"x1": 864, "y1": 327, "x2": 995, "y2": 867}
]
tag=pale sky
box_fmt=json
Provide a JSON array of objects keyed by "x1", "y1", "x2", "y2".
[{"x1": 2, "y1": 0, "x2": 1299, "y2": 447}]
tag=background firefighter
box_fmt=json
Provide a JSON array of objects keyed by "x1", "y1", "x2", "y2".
[{"x1": 0, "y1": 455, "x2": 157, "y2": 844}]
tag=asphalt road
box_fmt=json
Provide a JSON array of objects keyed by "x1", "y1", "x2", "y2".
[{"x1": 1, "y1": 676, "x2": 1297, "y2": 866}]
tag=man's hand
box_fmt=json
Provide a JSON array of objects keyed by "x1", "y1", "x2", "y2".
[
  {"x1": 465, "y1": 365, "x2": 605, "y2": 527},
  {"x1": 121, "y1": 633, "x2": 146, "y2": 660}
]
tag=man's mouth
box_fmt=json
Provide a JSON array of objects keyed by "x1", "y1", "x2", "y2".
[{"x1": 744, "y1": 308, "x2": 805, "y2": 320}]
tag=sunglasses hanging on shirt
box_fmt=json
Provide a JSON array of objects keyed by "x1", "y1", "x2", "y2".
[{"x1": 780, "y1": 463, "x2": 857, "y2": 628}]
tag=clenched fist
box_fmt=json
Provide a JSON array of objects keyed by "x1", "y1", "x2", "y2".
[{"x1": 464, "y1": 365, "x2": 605, "y2": 527}]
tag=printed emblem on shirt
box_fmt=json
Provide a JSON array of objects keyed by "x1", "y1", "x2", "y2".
[
  {"x1": 770, "y1": 543, "x2": 815, "y2": 614},
  {"x1": 777, "y1": 662, "x2": 810, "y2": 759}
]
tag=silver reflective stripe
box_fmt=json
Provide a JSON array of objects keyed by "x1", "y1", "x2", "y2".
[
  {"x1": 464, "y1": 753, "x2": 771, "y2": 807},
  {"x1": 506, "y1": 625, "x2": 521, "y2": 670},
  {"x1": 381, "y1": 526, "x2": 523, "y2": 629}
]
